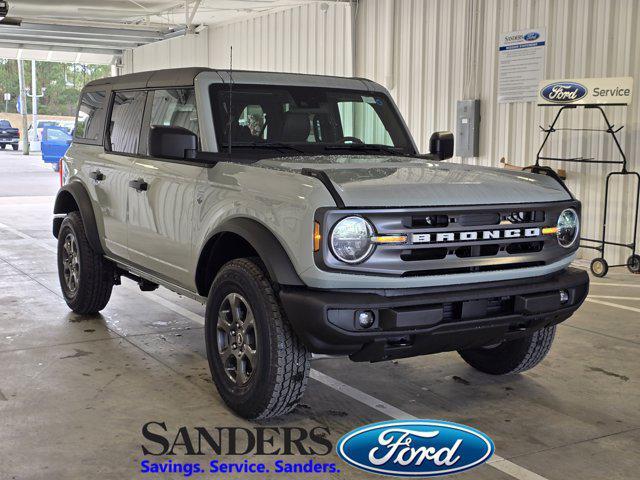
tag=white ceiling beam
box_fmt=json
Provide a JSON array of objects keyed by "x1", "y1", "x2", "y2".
[
  {"x1": 0, "y1": 34, "x2": 140, "y2": 50},
  {"x1": 5, "y1": 21, "x2": 166, "y2": 39},
  {"x1": 0, "y1": 41, "x2": 121, "y2": 56},
  {"x1": 187, "y1": 0, "x2": 202, "y2": 30}
]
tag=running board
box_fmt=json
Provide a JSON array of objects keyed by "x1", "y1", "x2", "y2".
[
  {"x1": 106, "y1": 255, "x2": 207, "y2": 304},
  {"x1": 118, "y1": 269, "x2": 159, "y2": 291}
]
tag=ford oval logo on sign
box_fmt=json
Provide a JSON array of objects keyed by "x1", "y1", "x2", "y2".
[
  {"x1": 541, "y1": 81, "x2": 588, "y2": 103},
  {"x1": 337, "y1": 420, "x2": 494, "y2": 477},
  {"x1": 523, "y1": 32, "x2": 540, "y2": 41}
]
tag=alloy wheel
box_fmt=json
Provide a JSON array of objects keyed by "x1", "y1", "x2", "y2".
[
  {"x1": 216, "y1": 293, "x2": 258, "y2": 385},
  {"x1": 62, "y1": 232, "x2": 80, "y2": 294}
]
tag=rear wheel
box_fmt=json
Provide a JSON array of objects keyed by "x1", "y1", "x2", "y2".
[
  {"x1": 458, "y1": 325, "x2": 556, "y2": 375},
  {"x1": 57, "y1": 211, "x2": 114, "y2": 314},
  {"x1": 205, "y1": 258, "x2": 310, "y2": 419},
  {"x1": 11, "y1": 144, "x2": 17, "y2": 150},
  {"x1": 0, "y1": 144, "x2": 5, "y2": 149}
]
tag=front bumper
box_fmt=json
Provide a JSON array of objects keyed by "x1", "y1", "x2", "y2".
[{"x1": 279, "y1": 267, "x2": 589, "y2": 362}]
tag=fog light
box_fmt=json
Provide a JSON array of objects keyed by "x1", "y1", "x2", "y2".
[
  {"x1": 356, "y1": 310, "x2": 375, "y2": 329},
  {"x1": 559, "y1": 290, "x2": 570, "y2": 304}
]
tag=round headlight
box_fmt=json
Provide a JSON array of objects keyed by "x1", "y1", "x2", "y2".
[
  {"x1": 330, "y1": 216, "x2": 375, "y2": 264},
  {"x1": 557, "y1": 208, "x2": 579, "y2": 248}
]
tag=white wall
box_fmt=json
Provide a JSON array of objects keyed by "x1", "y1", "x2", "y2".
[
  {"x1": 123, "y1": 29, "x2": 209, "y2": 73},
  {"x1": 209, "y1": 3, "x2": 353, "y2": 76},
  {"x1": 123, "y1": 0, "x2": 640, "y2": 264},
  {"x1": 123, "y1": 2, "x2": 353, "y2": 77}
]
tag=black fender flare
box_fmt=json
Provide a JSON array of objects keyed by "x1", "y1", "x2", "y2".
[
  {"x1": 53, "y1": 182, "x2": 104, "y2": 254},
  {"x1": 205, "y1": 218, "x2": 304, "y2": 287}
]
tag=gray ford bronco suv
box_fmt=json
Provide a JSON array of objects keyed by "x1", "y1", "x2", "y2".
[{"x1": 54, "y1": 68, "x2": 589, "y2": 419}]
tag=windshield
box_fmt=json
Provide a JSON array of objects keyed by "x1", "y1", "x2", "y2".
[{"x1": 210, "y1": 85, "x2": 415, "y2": 155}]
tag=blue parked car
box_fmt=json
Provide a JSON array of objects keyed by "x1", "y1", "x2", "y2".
[{"x1": 41, "y1": 125, "x2": 72, "y2": 172}]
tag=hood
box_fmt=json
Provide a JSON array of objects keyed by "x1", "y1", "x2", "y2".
[{"x1": 254, "y1": 155, "x2": 571, "y2": 207}]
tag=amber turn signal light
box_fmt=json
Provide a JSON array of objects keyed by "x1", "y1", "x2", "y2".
[{"x1": 314, "y1": 222, "x2": 322, "y2": 252}]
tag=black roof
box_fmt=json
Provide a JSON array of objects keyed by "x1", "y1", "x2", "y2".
[
  {"x1": 84, "y1": 67, "x2": 211, "y2": 90},
  {"x1": 83, "y1": 67, "x2": 378, "y2": 91}
]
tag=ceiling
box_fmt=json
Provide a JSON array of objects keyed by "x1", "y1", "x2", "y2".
[
  {"x1": 9, "y1": 0, "x2": 323, "y2": 27},
  {"x1": 0, "y1": 0, "x2": 333, "y2": 63}
]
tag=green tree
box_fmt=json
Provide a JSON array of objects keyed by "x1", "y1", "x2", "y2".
[{"x1": 0, "y1": 59, "x2": 110, "y2": 115}]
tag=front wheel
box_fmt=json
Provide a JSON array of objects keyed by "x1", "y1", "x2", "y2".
[
  {"x1": 458, "y1": 325, "x2": 556, "y2": 375},
  {"x1": 205, "y1": 258, "x2": 310, "y2": 419},
  {"x1": 57, "y1": 211, "x2": 114, "y2": 314},
  {"x1": 11, "y1": 144, "x2": 18, "y2": 150}
]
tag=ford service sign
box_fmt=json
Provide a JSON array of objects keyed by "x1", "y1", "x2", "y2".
[
  {"x1": 539, "y1": 77, "x2": 633, "y2": 105},
  {"x1": 337, "y1": 420, "x2": 494, "y2": 477},
  {"x1": 540, "y1": 81, "x2": 588, "y2": 103}
]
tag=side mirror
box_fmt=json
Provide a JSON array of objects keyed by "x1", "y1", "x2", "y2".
[
  {"x1": 149, "y1": 125, "x2": 197, "y2": 160},
  {"x1": 429, "y1": 131, "x2": 454, "y2": 160}
]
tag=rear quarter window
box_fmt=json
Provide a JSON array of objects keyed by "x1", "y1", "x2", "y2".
[
  {"x1": 107, "y1": 90, "x2": 146, "y2": 155},
  {"x1": 75, "y1": 91, "x2": 107, "y2": 142}
]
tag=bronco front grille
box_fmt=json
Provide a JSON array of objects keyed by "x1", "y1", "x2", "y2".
[{"x1": 315, "y1": 202, "x2": 580, "y2": 277}]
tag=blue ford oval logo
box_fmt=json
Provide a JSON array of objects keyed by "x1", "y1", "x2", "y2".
[
  {"x1": 524, "y1": 32, "x2": 540, "y2": 41},
  {"x1": 541, "y1": 82, "x2": 588, "y2": 103},
  {"x1": 337, "y1": 420, "x2": 494, "y2": 477}
]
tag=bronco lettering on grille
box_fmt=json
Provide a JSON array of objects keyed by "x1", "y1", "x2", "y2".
[{"x1": 412, "y1": 228, "x2": 541, "y2": 244}]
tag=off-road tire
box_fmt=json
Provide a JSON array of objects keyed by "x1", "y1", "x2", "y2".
[
  {"x1": 458, "y1": 325, "x2": 556, "y2": 375},
  {"x1": 205, "y1": 258, "x2": 310, "y2": 419},
  {"x1": 57, "y1": 211, "x2": 114, "y2": 314}
]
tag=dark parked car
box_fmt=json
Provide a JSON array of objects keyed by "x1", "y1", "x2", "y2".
[{"x1": 0, "y1": 120, "x2": 19, "y2": 150}]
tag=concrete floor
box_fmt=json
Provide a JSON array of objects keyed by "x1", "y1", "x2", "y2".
[{"x1": 0, "y1": 151, "x2": 639, "y2": 480}]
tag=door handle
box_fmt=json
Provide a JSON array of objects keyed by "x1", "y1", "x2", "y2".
[
  {"x1": 89, "y1": 170, "x2": 105, "y2": 182},
  {"x1": 129, "y1": 179, "x2": 148, "y2": 192}
]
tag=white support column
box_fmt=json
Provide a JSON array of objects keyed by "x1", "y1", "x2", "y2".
[
  {"x1": 17, "y1": 59, "x2": 29, "y2": 155},
  {"x1": 31, "y1": 60, "x2": 38, "y2": 143}
]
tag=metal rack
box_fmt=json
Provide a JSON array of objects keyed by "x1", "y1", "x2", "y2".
[{"x1": 535, "y1": 104, "x2": 640, "y2": 277}]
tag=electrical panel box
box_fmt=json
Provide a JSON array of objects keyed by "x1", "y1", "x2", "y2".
[{"x1": 456, "y1": 99, "x2": 480, "y2": 157}]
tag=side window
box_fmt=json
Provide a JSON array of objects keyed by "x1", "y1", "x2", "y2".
[
  {"x1": 75, "y1": 91, "x2": 106, "y2": 141},
  {"x1": 108, "y1": 90, "x2": 146, "y2": 154},
  {"x1": 150, "y1": 89, "x2": 199, "y2": 138}
]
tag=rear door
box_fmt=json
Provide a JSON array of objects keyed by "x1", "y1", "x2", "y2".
[
  {"x1": 94, "y1": 89, "x2": 146, "y2": 260},
  {"x1": 127, "y1": 88, "x2": 201, "y2": 288},
  {"x1": 72, "y1": 89, "x2": 132, "y2": 261}
]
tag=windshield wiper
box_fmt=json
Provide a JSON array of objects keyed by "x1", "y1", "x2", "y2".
[
  {"x1": 226, "y1": 142, "x2": 305, "y2": 153},
  {"x1": 324, "y1": 144, "x2": 407, "y2": 155}
]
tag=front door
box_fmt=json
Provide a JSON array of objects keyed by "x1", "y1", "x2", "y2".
[{"x1": 127, "y1": 88, "x2": 201, "y2": 288}]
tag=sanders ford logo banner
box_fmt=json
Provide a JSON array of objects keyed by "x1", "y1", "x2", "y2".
[{"x1": 337, "y1": 420, "x2": 494, "y2": 477}]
